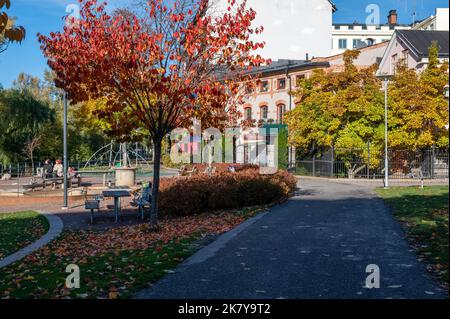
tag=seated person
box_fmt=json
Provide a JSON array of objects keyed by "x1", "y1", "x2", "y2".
[
  {"x1": 53, "y1": 159, "x2": 64, "y2": 177},
  {"x1": 43, "y1": 159, "x2": 53, "y2": 178}
]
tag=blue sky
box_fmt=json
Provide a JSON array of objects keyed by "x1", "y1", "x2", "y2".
[{"x1": 0, "y1": 0, "x2": 448, "y2": 88}]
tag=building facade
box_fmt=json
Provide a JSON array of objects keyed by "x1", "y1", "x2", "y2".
[
  {"x1": 331, "y1": 10, "x2": 410, "y2": 55},
  {"x1": 238, "y1": 60, "x2": 329, "y2": 126},
  {"x1": 377, "y1": 30, "x2": 449, "y2": 75},
  {"x1": 412, "y1": 8, "x2": 449, "y2": 31}
]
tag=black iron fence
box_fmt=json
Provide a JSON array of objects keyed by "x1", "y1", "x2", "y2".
[{"x1": 294, "y1": 147, "x2": 449, "y2": 179}]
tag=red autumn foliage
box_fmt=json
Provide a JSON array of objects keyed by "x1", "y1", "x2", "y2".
[
  {"x1": 158, "y1": 170, "x2": 297, "y2": 216},
  {"x1": 38, "y1": 0, "x2": 270, "y2": 225}
]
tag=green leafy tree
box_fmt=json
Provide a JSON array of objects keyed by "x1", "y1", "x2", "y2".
[
  {"x1": 0, "y1": 89, "x2": 54, "y2": 164},
  {"x1": 285, "y1": 50, "x2": 385, "y2": 178},
  {"x1": 388, "y1": 42, "x2": 449, "y2": 149}
]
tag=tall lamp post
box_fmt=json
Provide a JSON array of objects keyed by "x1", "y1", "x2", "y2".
[
  {"x1": 377, "y1": 74, "x2": 393, "y2": 189},
  {"x1": 62, "y1": 92, "x2": 68, "y2": 210},
  {"x1": 445, "y1": 84, "x2": 449, "y2": 130}
]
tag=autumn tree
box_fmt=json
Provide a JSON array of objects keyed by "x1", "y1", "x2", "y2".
[
  {"x1": 39, "y1": 0, "x2": 268, "y2": 227},
  {"x1": 0, "y1": 0, "x2": 25, "y2": 53},
  {"x1": 285, "y1": 50, "x2": 385, "y2": 178},
  {"x1": 388, "y1": 42, "x2": 449, "y2": 149}
]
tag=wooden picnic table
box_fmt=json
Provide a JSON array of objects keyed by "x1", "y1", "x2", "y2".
[{"x1": 102, "y1": 189, "x2": 131, "y2": 223}]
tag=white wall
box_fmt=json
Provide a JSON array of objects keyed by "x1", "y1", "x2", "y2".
[
  {"x1": 212, "y1": 0, "x2": 333, "y2": 60},
  {"x1": 436, "y1": 8, "x2": 449, "y2": 31}
]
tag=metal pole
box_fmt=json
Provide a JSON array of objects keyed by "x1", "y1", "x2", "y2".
[
  {"x1": 384, "y1": 79, "x2": 389, "y2": 189},
  {"x1": 367, "y1": 140, "x2": 371, "y2": 179},
  {"x1": 63, "y1": 92, "x2": 68, "y2": 209},
  {"x1": 431, "y1": 145, "x2": 436, "y2": 179},
  {"x1": 331, "y1": 145, "x2": 334, "y2": 178}
]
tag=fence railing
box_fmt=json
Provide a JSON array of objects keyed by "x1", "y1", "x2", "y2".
[
  {"x1": 0, "y1": 157, "x2": 155, "y2": 178},
  {"x1": 294, "y1": 147, "x2": 449, "y2": 180}
]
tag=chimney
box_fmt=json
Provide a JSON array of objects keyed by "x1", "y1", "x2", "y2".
[{"x1": 388, "y1": 9, "x2": 398, "y2": 25}]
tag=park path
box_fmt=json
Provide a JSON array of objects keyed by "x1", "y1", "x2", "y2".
[{"x1": 136, "y1": 178, "x2": 447, "y2": 299}]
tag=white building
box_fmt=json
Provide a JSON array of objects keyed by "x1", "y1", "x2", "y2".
[
  {"x1": 332, "y1": 8, "x2": 450, "y2": 56},
  {"x1": 412, "y1": 8, "x2": 449, "y2": 31},
  {"x1": 331, "y1": 10, "x2": 410, "y2": 55},
  {"x1": 213, "y1": 0, "x2": 336, "y2": 60}
]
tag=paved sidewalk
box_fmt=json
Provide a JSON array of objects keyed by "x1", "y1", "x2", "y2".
[{"x1": 136, "y1": 179, "x2": 447, "y2": 299}]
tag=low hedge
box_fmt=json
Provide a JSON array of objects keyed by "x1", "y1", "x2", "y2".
[{"x1": 158, "y1": 169, "x2": 297, "y2": 216}]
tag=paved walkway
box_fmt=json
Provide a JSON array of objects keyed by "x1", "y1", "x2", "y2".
[
  {"x1": 136, "y1": 178, "x2": 447, "y2": 299},
  {"x1": 0, "y1": 211, "x2": 63, "y2": 269}
]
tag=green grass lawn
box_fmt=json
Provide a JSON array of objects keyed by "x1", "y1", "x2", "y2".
[
  {"x1": 0, "y1": 211, "x2": 49, "y2": 259},
  {"x1": 376, "y1": 186, "x2": 449, "y2": 287}
]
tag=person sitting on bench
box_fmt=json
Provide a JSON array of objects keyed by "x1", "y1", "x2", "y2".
[
  {"x1": 43, "y1": 159, "x2": 53, "y2": 179},
  {"x1": 53, "y1": 159, "x2": 64, "y2": 178}
]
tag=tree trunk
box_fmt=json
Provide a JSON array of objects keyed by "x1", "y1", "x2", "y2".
[
  {"x1": 150, "y1": 138, "x2": 162, "y2": 228},
  {"x1": 31, "y1": 154, "x2": 34, "y2": 177}
]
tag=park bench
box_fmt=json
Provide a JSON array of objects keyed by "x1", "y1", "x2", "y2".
[
  {"x1": 23, "y1": 175, "x2": 82, "y2": 192},
  {"x1": 84, "y1": 192, "x2": 105, "y2": 224},
  {"x1": 178, "y1": 165, "x2": 197, "y2": 177},
  {"x1": 130, "y1": 185, "x2": 152, "y2": 220},
  {"x1": 408, "y1": 166, "x2": 425, "y2": 189}
]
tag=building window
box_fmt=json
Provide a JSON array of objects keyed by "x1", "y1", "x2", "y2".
[
  {"x1": 353, "y1": 39, "x2": 362, "y2": 48},
  {"x1": 348, "y1": 25, "x2": 354, "y2": 30},
  {"x1": 245, "y1": 83, "x2": 254, "y2": 94},
  {"x1": 296, "y1": 74, "x2": 306, "y2": 86},
  {"x1": 245, "y1": 107, "x2": 252, "y2": 120},
  {"x1": 260, "y1": 105, "x2": 268, "y2": 120},
  {"x1": 260, "y1": 80, "x2": 269, "y2": 92},
  {"x1": 402, "y1": 49, "x2": 409, "y2": 67},
  {"x1": 362, "y1": 25, "x2": 367, "y2": 30},
  {"x1": 277, "y1": 104, "x2": 286, "y2": 124},
  {"x1": 366, "y1": 38, "x2": 375, "y2": 46},
  {"x1": 338, "y1": 39, "x2": 347, "y2": 49},
  {"x1": 391, "y1": 53, "x2": 398, "y2": 74},
  {"x1": 277, "y1": 78, "x2": 286, "y2": 90}
]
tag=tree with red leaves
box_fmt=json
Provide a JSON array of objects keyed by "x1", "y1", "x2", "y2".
[{"x1": 39, "y1": 0, "x2": 268, "y2": 227}]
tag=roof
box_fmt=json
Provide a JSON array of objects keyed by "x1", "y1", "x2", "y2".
[
  {"x1": 396, "y1": 30, "x2": 449, "y2": 58},
  {"x1": 312, "y1": 41, "x2": 389, "y2": 62},
  {"x1": 333, "y1": 23, "x2": 409, "y2": 27},
  {"x1": 328, "y1": 0, "x2": 337, "y2": 12},
  {"x1": 245, "y1": 59, "x2": 330, "y2": 77}
]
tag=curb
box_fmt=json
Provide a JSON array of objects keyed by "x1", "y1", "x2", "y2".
[{"x1": 0, "y1": 211, "x2": 63, "y2": 269}]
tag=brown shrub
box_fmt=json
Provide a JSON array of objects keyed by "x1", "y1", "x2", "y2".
[{"x1": 158, "y1": 169, "x2": 297, "y2": 216}]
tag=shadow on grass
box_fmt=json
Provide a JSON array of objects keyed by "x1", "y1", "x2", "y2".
[{"x1": 376, "y1": 186, "x2": 449, "y2": 286}]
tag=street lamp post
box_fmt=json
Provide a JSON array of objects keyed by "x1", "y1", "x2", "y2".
[
  {"x1": 377, "y1": 74, "x2": 393, "y2": 188},
  {"x1": 383, "y1": 78, "x2": 389, "y2": 189},
  {"x1": 62, "y1": 92, "x2": 68, "y2": 210}
]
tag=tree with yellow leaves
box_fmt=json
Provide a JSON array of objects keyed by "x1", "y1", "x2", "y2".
[
  {"x1": 388, "y1": 42, "x2": 449, "y2": 149},
  {"x1": 285, "y1": 50, "x2": 385, "y2": 178}
]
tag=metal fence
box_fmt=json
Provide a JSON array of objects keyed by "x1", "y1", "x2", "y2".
[
  {"x1": 294, "y1": 147, "x2": 449, "y2": 180},
  {"x1": 0, "y1": 158, "x2": 154, "y2": 178}
]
